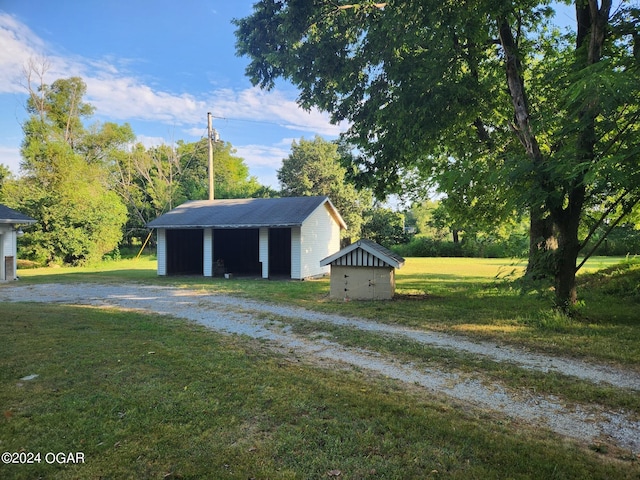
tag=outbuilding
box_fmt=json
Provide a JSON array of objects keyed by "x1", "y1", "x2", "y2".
[
  {"x1": 146, "y1": 196, "x2": 347, "y2": 280},
  {"x1": 320, "y1": 239, "x2": 405, "y2": 300},
  {"x1": 0, "y1": 204, "x2": 36, "y2": 281}
]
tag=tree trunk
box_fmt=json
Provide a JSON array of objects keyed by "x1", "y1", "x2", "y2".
[
  {"x1": 547, "y1": 0, "x2": 612, "y2": 309},
  {"x1": 526, "y1": 211, "x2": 557, "y2": 280},
  {"x1": 554, "y1": 243, "x2": 579, "y2": 308},
  {"x1": 498, "y1": 20, "x2": 558, "y2": 279},
  {"x1": 552, "y1": 184, "x2": 584, "y2": 309}
]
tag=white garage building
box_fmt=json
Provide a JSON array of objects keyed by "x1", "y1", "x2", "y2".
[{"x1": 147, "y1": 196, "x2": 347, "y2": 280}]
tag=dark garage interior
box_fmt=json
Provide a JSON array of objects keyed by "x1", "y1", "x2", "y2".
[
  {"x1": 269, "y1": 228, "x2": 291, "y2": 276},
  {"x1": 164, "y1": 227, "x2": 292, "y2": 278},
  {"x1": 213, "y1": 229, "x2": 261, "y2": 275},
  {"x1": 166, "y1": 229, "x2": 203, "y2": 275}
]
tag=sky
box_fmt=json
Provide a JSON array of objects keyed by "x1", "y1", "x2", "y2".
[{"x1": 0, "y1": 0, "x2": 348, "y2": 189}]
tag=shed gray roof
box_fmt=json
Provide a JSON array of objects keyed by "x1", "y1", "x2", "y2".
[
  {"x1": 320, "y1": 238, "x2": 405, "y2": 269},
  {"x1": 0, "y1": 204, "x2": 36, "y2": 224},
  {"x1": 146, "y1": 196, "x2": 347, "y2": 229}
]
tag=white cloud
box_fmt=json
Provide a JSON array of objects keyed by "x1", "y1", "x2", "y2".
[
  {"x1": 0, "y1": 13, "x2": 349, "y2": 185},
  {"x1": 235, "y1": 143, "x2": 290, "y2": 170},
  {"x1": 85, "y1": 74, "x2": 207, "y2": 124},
  {"x1": 0, "y1": 13, "x2": 46, "y2": 94},
  {"x1": 0, "y1": 145, "x2": 22, "y2": 173},
  {"x1": 134, "y1": 134, "x2": 171, "y2": 149},
  {"x1": 212, "y1": 87, "x2": 346, "y2": 136},
  {"x1": 0, "y1": 13, "x2": 348, "y2": 137}
]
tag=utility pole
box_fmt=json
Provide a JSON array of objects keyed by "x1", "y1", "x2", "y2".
[
  {"x1": 207, "y1": 112, "x2": 214, "y2": 201},
  {"x1": 207, "y1": 112, "x2": 221, "y2": 200}
]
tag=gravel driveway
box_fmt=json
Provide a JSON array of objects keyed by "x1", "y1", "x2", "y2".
[{"x1": 2, "y1": 282, "x2": 639, "y2": 454}]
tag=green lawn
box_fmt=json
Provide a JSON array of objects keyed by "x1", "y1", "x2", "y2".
[
  {"x1": 14, "y1": 256, "x2": 640, "y2": 368},
  {"x1": 3, "y1": 255, "x2": 639, "y2": 478},
  {"x1": 1, "y1": 302, "x2": 638, "y2": 479}
]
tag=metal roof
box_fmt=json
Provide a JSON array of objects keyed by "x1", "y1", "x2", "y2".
[
  {"x1": 146, "y1": 196, "x2": 347, "y2": 230},
  {"x1": 320, "y1": 238, "x2": 405, "y2": 269},
  {"x1": 0, "y1": 204, "x2": 37, "y2": 224}
]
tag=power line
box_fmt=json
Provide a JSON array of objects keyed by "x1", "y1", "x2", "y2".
[{"x1": 207, "y1": 114, "x2": 335, "y2": 130}]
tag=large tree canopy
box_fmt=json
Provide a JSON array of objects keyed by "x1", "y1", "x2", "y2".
[
  {"x1": 235, "y1": 1, "x2": 640, "y2": 308},
  {"x1": 8, "y1": 76, "x2": 129, "y2": 265}
]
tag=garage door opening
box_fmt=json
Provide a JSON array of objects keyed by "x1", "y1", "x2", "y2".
[
  {"x1": 269, "y1": 228, "x2": 291, "y2": 277},
  {"x1": 166, "y1": 229, "x2": 203, "y2": 275},
  {"x1": 214, "y1": 229, "x2": 260, "y2": 275}
]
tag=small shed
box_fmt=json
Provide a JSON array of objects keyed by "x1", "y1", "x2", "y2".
[
  {"x1": 320, "y1": 239, "x2": 405, "y2": 300},
  {"x1": 0, "y1": 204, "x2": 36, "y2": 281}
]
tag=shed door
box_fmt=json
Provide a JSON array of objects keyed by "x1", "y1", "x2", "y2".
[
  {"x1": 335, "y1": 266, "x2": 393, "y2": 300},
  {"x1": 269, "y1": 228, "x2": 291, "y2": 276}
]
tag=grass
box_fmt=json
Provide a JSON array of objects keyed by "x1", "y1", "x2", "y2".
[
  {"x1": 1, "y1": 303, "x2": 638, "y2": 479},
  {"x1": 3, "y1": 255, "x2": 639, "y2": 477}
]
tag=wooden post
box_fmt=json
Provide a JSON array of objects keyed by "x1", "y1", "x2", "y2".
[{"x1": 207, "y1": 112, "x2": 214, "y2": 200}]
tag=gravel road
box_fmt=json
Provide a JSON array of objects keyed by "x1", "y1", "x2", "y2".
[{"x1": 2, "y1": 282, "x2": 639, "y2": 454}]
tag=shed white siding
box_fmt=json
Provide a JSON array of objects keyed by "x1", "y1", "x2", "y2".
[
  {"x1": 157, "y1": 228, "x2": 167, "y2": 276},
  {"x1": 203, "y1": 228, "x2": 213, "y2": 277},
  {"x1": 291, "y1": 227, "x2": 302, "y2": 279},
  {"x1": 0, "y1": 226, "x2": 14, "y2": 281},
  {"x1": 259, "y1": 227, "x2": 269, "y2": 278},
  {"x1": 298, "y1": 203, "x2": 341, "y2": 279}
]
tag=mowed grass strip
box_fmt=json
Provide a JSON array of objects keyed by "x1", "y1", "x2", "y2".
[
  {"x1": 1, "y1": 303, "x2": 638, "y2": 479},
  {"x1": 279, "y1": 317, "x2": 640, "y2": 414}
]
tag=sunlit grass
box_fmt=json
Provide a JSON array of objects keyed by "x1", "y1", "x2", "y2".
[{"x1": 2, "y1": 303, "x2": 637, "y2": 479}]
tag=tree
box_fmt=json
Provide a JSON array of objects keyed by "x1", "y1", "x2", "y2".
[
  {"x1": 176, "y1": 139, "x2": 268, "y2": 200},
  {"x1": 0, "y1": 164, "x2": 10, "y2": 202},
  {"x1": 278, "y1": 136, "x2": 372, "y2": 242},
  {"x1": 361, "y1": 207, "x2": 408, "y2": 247},
  {"x1": 235, "y1": 1, "x2": 640, "y2": 308},
  {"x1": 114, "y1": 138, "x2": 275, "y2": 246},
  {"x1": 9, "y1": 75, "x2": 128, "y2": 265}
]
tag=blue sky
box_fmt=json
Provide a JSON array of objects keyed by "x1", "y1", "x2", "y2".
[{"x1": 0, "y1": 0, "x2": 346, "y2": 189}]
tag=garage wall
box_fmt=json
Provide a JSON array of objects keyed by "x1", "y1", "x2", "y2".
[
  {"x1": 299, "y1": 203, "x2": 341, "y2": 279},
  {"x1": 259, "y1": 228, "x2": 268, "y2": 278},
  {"x1": 157, "y1": 228, "x2": 166, "y2": 276},
  {"x1": 0, "y1": 229, "x2": 6, "y2": 281},
  {"x1": 203, "y1": 228, "x2": 213, "y2": 277}
]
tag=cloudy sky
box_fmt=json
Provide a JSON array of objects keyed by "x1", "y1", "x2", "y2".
[{"x1": 0, "y1": 1, "x2": 347, "y2": 188}]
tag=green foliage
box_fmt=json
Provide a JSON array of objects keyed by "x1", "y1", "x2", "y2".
[
  {"x1": 278, "y1": 136, "x2": 372, "y2": 241},
  {"x1": 114, "y1": 138, "x2": 273, "y2": 246},
  {"x1": 361, "y1": 207, "x2": 409, "y2": 248},
  {"x1": 394, "y1": 233, "x2": 529, "y2": 259},
  {"x1": 0, "y1": 163, "x2": 11, "y2": 202},
  {"x1": 235, "y1": 1, "x2": 640, "y2": 307},
  {"x1": 577, "y1": 259, "x2": 640, "y2": 302},
  {"x1": 176, "y1": 139, "x2": 266, "y2": 200},
  {"x1": 7, "y1": 77, "x2": 128, "y2": 265}
]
